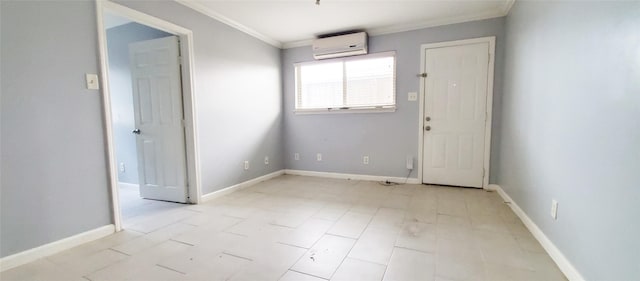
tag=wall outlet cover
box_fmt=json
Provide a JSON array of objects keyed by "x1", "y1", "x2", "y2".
[
  {"x1": 294, "y1": 153, "x2": 300, "y2": 160},
  {"x1": 317, "y1": 153, "x2": 322, "y2": 161},
  {"x1": 244, "y1": 161, "x2": 250, "y2": 170},
  {"x1": 363, "y1": 156, "x2": 369, "y2": 165},
  {"x1": 551, "y1": 199, "x2": 558, "y2": 220},
  {"x1": 264, "y1": 156, "x2": 269, "y2": 165},
  {"x1": 85, "y1": 73, "x2": 99, "y2": 90},
  {"x1": 406, "y1": 156, "x2": 414, "y2": 170},
  {"x1": 408, "y1": 92, "x2": 418, "y2": 101}
]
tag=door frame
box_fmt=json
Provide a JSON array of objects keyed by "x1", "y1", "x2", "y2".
[
  {"x1": 418, "y1": 36, "x2": 496, "y2": 189},
  {"x1": 95, "y1": 0, "x2": 202, "y2": 231}
]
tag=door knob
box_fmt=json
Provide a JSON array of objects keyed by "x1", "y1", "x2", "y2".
[
  {"x1": 425, "y1": 116, "x2": 431, "y2": 121},
  {"x1": 132, "y1": 129, "x2": 141, "y2": 135},
  {"x1": 425, "y1": 126, "x2": 431, "y2": 131}
]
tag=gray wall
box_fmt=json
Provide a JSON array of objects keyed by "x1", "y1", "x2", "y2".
[
  {"x1": 112, "y1": 0, "x2": 284, "y2": 195},
  {"x1": 0, "y1": 0, "x2": 283, "y2": 257},
  {"x1": 0, "y1": 0, "x2": 112, "y2": 257},
  {"x1": 106, "y1": 22, "x2": 172, "y2": 184},
  {"x1": 282, "y1": 18, "x2": 505, "y2": 180},
  {"x1": 498, "y1": 1, "x2": 640, "y2": 280}
]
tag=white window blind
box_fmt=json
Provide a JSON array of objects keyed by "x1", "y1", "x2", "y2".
[{"x1": 295, "y1": 52, "x2": 396, "y2": 112}]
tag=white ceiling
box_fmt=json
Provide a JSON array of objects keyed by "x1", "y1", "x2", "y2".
[{"x1": 176, "y1": 0, "x2": 514, "y2": 48}]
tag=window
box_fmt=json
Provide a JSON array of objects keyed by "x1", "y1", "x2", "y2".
[{"x1": 295, "y1": 52, "x2": 396, "y2": 113}]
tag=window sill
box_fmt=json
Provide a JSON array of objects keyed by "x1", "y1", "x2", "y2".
[{"x1": 294, "y1": 106, "x2": 396, "y2": 115}]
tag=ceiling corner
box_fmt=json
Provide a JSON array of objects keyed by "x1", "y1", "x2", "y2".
[
  {"x1": 282, "y1": 38, "x2": 315, "y2": 49},
  {"x1": 502, "y1": 0, "x2": 516, "y2": 16},
  {"x1": 174, "y1": 0, "x2": 283, "y2": 48},
  {"x1": 367, "y1": 10, "x2": 506, "y2": 38}
]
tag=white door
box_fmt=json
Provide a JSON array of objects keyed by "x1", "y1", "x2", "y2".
[
  {"x1": 129, "y1": 36, "x2": 188, "y2": 202},
  {"x1": 422, "y1": 42, "x2": 490, "y2": 188}
]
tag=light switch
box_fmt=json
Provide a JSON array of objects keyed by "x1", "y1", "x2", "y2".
[
  {"x1": 86, "y1": 74, "x2": 99, "y2": 90},
  {"x1": 408, "y1": 92, "x2": 418, "y2": 101}
]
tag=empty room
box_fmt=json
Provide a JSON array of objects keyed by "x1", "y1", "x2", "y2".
[{"x1": 1, "y1": 0, "x2": 638, "y2": 280}]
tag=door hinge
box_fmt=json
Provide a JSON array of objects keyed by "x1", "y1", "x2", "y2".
[{"x1": 178, "y1": 56, "x2": 182, "y2": 65}]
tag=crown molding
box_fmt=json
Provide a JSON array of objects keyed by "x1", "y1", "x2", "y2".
[
  {"x1": 502, "y1": 0, "x2": 516, "y2": 15},
  {"x1": 368, "y1": 10, "x2": 505, "y2": 37},
  {"x1": 175, "y1": 0, "x2": 282, "y2": 48},
  {"x1": 282, "y1": 9, "x2": 506, "y2": 49},
  {"x1": 283, "y1": 38, "x2": 315, "y2": 49},
  {"x1": 176, "y1": 0, "x2": 511, "y2": 50}
]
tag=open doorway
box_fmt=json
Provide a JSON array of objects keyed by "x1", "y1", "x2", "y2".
[
  {"x1": 97, "y1": 1, "x2": 202, "y2": 232},
  {"x1": 105, "y1": 14, "x2": 184, "y2": 228}
]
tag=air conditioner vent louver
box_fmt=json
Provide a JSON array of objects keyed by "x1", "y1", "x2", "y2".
[{"x1": 312, "y1": 32, "x2": 368, "y2": 60}]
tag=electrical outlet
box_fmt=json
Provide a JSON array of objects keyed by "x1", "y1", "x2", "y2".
[
  {"x1": 317, "y1": 153, "x2": 322, "y2": 161},
  {"x1": 244, "y1": 161, "x2": 250, "y2": 170},
  {"x1": 264, "y1": 156, "x2": 269, "y2": 165},
  {"x1": 119, "y1": 162, "x2": 125, "y2": 173},
  {"x1": 294, "y1": 153, "x2": 300, "y2": 160},
  {"x1": 406, "y1": 156, "x2": 414, "y2": 170},
  {"x1": 85, "y1": 74, "x2": 99, "y2": 90},
  {"x1": 363, "y1": 156, "x2": 369, "y2": 165},
  {"x1": 551, "y1": 199, "x2": 558, "y2": 220},
  {"x1": 408, "y1": 92, "x2": 418, "y2": 101}
]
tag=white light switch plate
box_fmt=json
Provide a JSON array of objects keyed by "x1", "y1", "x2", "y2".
[
  {"x1": 408, "y1": 92, "x2": 418, "y2": 101},
  {"x1": 86, "y1": 74, "x2": 99, "y2": 90}
]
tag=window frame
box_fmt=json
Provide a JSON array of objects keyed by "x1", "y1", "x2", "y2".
[{"x1": 294, "y1": 51, "x2": 397, "y2": 115}]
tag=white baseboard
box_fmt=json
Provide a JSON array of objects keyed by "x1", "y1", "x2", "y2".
[
  {"x1": 117, "y1": 182, "x2": 138, "y2": 189},
  {"x1": 201, "y1": 169, "x2": 419, "y2": 203},
  {"x1": 284, "y1": 169, "x2": 420, "y2": 184},
  {"x1": 0, "y1": 224, "x2": 115, "y2": 272},
  {"x1": 201, "y1": 170, "x2": 285, "y2": 202},
  {"x1": 491, "y1": 184, "x2": 585, "y2": 281}
]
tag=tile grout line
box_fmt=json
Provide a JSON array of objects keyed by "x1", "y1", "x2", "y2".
[
  {"x1": 287, "y1": 268, "x2": 330, "y2": 280},
  {"x1": 155, "y1": 263, "x2": 186, "y2": 275}
]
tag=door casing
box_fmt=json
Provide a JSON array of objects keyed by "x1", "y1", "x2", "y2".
[
  {"x1": 96, "y1": 0, "x2": 202, "y2": 231},
  {"x1": 418, "y1": 36, "x2": 496, "y2": 189}
]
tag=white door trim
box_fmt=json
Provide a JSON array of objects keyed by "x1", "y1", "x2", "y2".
[
  {"x1": 418, "y1": 36, "x2": 495, "y2": 189},
  {"x1": 95, "y1": 0, "x2": 202, "y2": 232}
]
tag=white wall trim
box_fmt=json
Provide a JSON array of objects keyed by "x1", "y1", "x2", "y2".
[
  {"x1": 282, "y1": 10, "x2": 506, "y2": 49},
  {"x1": 117, "y1": 182, "x2": 139, "y2": 191},
  {"x1": 96, "y1": 0, "x2": 203, "y2": 231},
  {"x1": 95, "y1": 0, "x2": 122, "y2": 231},
  {"x1": 174, "y1": 0, "x2": 510, "y2": 50},
  {"x1": 418, "y1": 36, "x2": 496, "y2": 189},
  {"x1": 201, "y1": 170, "x2": 286, "y2": 202},
  {"x1": 175, "y1": 0, "x2": 282, "y2": 48},
  {"x1": 201, "y1": 169, "x2": 420, "y2": 202},
  {"x1": 0, "y1": 225, "x2": 115, "y2": 272},
  {"x1": 502, "y1": 0, "x2": 516, "y2": 15},
  {"x1": 490, "y1": 184, "x2": 585, "y2": 281},
  {"x1": 284, "y1": 169, "x2": 420, "y2": 185}
]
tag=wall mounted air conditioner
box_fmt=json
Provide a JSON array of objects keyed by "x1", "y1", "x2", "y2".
[{"x1": 312, "y1": 32, "x2": 368, "y2": 60}]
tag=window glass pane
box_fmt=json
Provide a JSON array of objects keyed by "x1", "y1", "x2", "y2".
[
  {"x1": 298, "y1": 62, "x2": 343, "y2": 109},
  {"x1": 345, "y1": 56, "x2": 394, "y2": 107}
]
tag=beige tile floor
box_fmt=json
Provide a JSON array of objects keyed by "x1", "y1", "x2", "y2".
[{"x1": 1, "y1": 175, "x2": 567, "y2": 281}]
